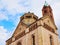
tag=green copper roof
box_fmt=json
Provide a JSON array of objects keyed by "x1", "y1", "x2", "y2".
[{"x1": 44, "y1": 1, "x2": 49, "y2": 6}]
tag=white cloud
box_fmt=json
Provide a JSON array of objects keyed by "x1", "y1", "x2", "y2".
[
  {"x1": 0, "y1": 0, "x2": 31, "y2": 16},
  {"x1": 52, "y1": 2, "x2": 60, "y2": 38},
  {"x1": 53, "y1": 2, "x2": 60, "y2": 21},
  {"x1": 0, "y1": 26, "x2": 13, "y2": 45},
  {"x1": 0, "y1": 14, "x2": 8, "y2": 20}
]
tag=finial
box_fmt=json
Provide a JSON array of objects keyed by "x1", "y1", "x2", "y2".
[
  {"x1": 44, "y1": 1, "x2": 49, "y2": 6},
  {"x1": 28, "y1": 12, "x2": 30, "y2": 13}
]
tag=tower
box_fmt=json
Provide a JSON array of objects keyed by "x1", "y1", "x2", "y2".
[
  {"x1": 42, "y1": 1, "x2": 54, "y2": 22},
  {"x1": 42, "y1": 1, "x2": 58, "y2": 35}
]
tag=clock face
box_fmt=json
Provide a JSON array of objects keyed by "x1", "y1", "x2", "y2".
[
  {"x1": 22, "y1": 19, "x2": 30, "y2": 25},
  {"x1": 27, "y1": 19, "x2": 30, "y2": 25},
  {"x1": 22, "y1": 18, "x2": 35, "y2": 25}
]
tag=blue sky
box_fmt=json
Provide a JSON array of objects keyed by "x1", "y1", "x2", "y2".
[{"x1": 0, "y1": 0, "x2": 60, "y2": 45}]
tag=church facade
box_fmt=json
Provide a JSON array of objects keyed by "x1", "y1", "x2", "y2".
[{"x1": 6, "y1": 3, "x2": 59, "y2": 45}]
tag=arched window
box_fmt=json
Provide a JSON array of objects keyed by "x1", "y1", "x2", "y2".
[
  {"x1": 50, "y1": 35, "x2": 54, "y2": 45},
  {"x1": 17, "y1": 42, "x2": 21, "y2": 45},
  {"x1": 44, "y1": 10, "x2": 47, "y2": 13},
  {"x1": 32, "y1": 35, "x2": 35, "y2": 45},
  {"x1": 50, "y1": 10, "x2": 52, "y2": 13}
]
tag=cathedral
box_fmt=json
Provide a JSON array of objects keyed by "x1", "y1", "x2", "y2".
[{"x1": 6, "y1": 2, "x2": 60, "y2": 45}]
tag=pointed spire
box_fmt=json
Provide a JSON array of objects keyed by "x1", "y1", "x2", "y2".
[{"x1": 44, "y1": 1, "x2": 49, "y2": 6}]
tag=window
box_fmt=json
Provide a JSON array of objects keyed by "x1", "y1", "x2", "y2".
[
  {"x1": 17, "y1": 42, "x2": 21, "y2": 45},
  {"x1": 32, "y1": 35, "x2": 35, "y2": 45},
  {"x1": 52, "y1": 30, "x2": 55, "y2": 33},
  {"x1": 50, "y1": 15, "x2": 52, "y2": 18},
  {"x1": 50, "y1": 36, "x2": 54, "y2": 45},
  {"x1": 50, "y1": 10, "x2": 52, "y2": 13},
  {"x1": 44, "y1": 10, "x2": 47, "y2": 13},
  {"x1": 26, "y1": 16, "x2": 31, "y2": 18}
]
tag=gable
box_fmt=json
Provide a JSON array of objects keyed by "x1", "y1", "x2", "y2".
[{"x1": 12, "y1": 22, "x2": 27, "y2": 37}]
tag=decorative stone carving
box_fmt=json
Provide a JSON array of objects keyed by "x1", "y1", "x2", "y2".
[
  {"x1": 12, "y1": 37, "x2": 15, "y2": 41},
  {"x1": 25, "y1": 28, "x2": 29, "y2": 33}
]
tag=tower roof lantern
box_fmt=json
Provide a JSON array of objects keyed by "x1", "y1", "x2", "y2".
[{"x1": 44, "y1": 1, "x2": 49, "y2": 6}]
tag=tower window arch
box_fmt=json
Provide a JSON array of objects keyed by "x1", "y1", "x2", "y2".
[
  {"x1": 32, "y1": 35, "x2": 35, "y2": 45},
  {"x1": 44, "y1": 10, "x2": 47, "y2": 13},
  {"x1": 17, "y1": 42, "x2": 22, "y2": 45},
  {"x1": 50, "y1": 35, "x2": 54, "y2": 45},
  {"x1": 50, "y1": 10, "x2": 52, "y2": 13}
]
